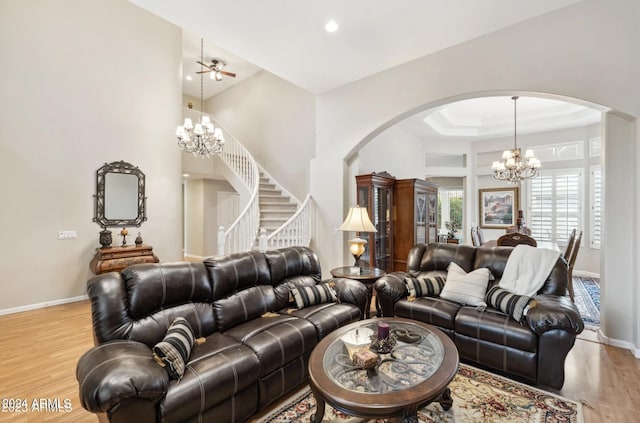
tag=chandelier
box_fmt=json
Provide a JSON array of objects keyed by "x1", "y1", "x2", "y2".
[
  {"x1": 176, "y1": 39, "x2": 224, "y2": 158},
  {"x1": 492, "y1": 96, "x2": 541, "y2": 184}
]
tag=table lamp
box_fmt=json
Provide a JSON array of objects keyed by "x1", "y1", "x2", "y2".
[{"x1": 338, "y1": 206, "x2": 377, "y2": 272}]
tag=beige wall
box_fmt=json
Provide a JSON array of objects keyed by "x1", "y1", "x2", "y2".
[
  {"x1": 0, "y1": 0, "x2": 183, "y2": 312},
  {"x1": 206, "y1": 71, "x2": 316, "y2": 201},
  {"x1": 310, "y1": 0, "x2": 640, "y2": 353}
]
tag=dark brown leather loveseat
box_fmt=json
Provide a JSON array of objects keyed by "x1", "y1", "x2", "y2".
[
  {"x1": 76, "y1": 246, "x2": 368, "y2": 422},
  {"x1": 374, "y1": 243, "x2": 584, "y2": 390}
]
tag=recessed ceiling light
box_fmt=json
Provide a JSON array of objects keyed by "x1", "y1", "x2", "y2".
[
  {"x1": 185, "y1": 75, "x2": 192, "y2": 81},
  {"x1": 182, "y1": 173, "x2": 190, "y2": 178},
  {"x1": 325, "y1": 20, "x2": 339, "y2": 33}
]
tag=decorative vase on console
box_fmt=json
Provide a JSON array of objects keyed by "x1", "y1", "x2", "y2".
[
  {"x1": 99, "y1": 229, "x2": 112, "y2": 249},
  {"x1": 135, "y1": 232, "x2": 143, "y2": 247}
]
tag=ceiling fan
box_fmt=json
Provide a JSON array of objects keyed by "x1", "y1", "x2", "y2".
[{"x1": 196, "y1": 58, "x2": 237, "y2": 81}]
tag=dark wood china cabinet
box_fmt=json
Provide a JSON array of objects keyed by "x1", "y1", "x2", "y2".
[
  {"x1": 355, "y1": 172, "x2": 395, "y2": 272},
  {"x1": 393, "y1": 179, "x2": 438, "y2": 272}
]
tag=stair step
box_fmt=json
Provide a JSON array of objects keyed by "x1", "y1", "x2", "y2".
[
  {"x1": 261, "y1": 210, "x2": 296, "y2": 219},
  {"x1": 259, "y1": 183, "x2": 276, "y2": 190},
  {"x1": 259, "y1": 195, "x2": 292, "y2": 203},
  {"x1": 259, "y1": 188, "x2": 282, "y2": 196}
]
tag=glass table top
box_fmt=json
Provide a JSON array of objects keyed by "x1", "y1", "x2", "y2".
[{"x1": 322, "y1": 320, "x2": 445, "y2": 394}]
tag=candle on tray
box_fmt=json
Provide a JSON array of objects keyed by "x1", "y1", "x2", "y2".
[{"x1": 377, "y1": 322, "x2": 390, "y2": 340}]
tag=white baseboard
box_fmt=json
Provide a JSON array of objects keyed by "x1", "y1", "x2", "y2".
[
  {"x1": 0, "y1": 295, "x2": 88, "y2": 316},
  {"x1": 597, "y1": 329, "x2": 640, "y2": 359}
]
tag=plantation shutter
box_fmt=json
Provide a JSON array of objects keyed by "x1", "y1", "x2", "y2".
[
  {"x1": 590, "y1": 165, "x2": 602, "y2": 248},
  {"x1": 529, "y1": 175, "x2": 554, "y2": 242},
  {"x1": 529, "y1": 170, "x2": 582, "y2": 244}
]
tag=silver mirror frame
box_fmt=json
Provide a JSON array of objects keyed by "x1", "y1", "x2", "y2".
[{"x1": 94, "y1": 160, "x2": 147, "y2": 227}]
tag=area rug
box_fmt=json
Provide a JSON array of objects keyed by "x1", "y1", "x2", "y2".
[
  {"x1": 572, "y1": 274, "x2": 600, "y2": 330},
  {"x1": 256, "y1": 363, "x2": 583, "y2": 423}
]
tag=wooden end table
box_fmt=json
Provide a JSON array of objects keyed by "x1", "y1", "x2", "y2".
[
  {"x1": 308, "y1": 317, "x2": 459, "y2": 423},
  {"x1": 330, "y1": 266, "x2": 386, "y2": 319}
]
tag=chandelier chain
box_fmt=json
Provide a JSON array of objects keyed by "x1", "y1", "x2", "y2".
[{"x1": 492, "y1": 96, "x2": 541, "y2": 184}]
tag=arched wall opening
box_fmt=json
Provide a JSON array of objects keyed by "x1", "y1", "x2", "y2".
[
  {"x1": 344, "y1": 91, "x2": 606, "y2": 275},
  {"x1": 312, "y1": 91, "x2": 637, "y2": 357}
]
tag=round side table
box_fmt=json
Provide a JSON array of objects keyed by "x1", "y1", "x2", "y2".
[{"x1": 330, "y1": 266, "x2": 386, "y2": 319}]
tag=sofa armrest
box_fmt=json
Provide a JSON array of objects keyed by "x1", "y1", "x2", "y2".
[
  {"x1": 526, "y1": 294, "x2": 584, "y2": 335},
  {"x1": 333, "y1": 277, "x2": 369, "y2": 318},
  {"x1": 373, "y1": 272, "x2": 409, "y2": 317},
  {"x1": 76, "y1": 340, "x2": 169, "y2": 414}
]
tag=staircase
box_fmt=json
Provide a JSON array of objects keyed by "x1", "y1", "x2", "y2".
[{"x1": 258, "y1": 172, "x2": 298, "y2": 239}]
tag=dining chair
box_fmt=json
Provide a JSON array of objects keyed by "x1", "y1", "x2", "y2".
[
  {"x1": 470, "y1": 225, "x2": 480, "y2": 246},
  {"x1": 476, "y1": 226, "x2": 486, "y2": 245},
  {"x1": 566, "y1": 230, "x2": 583, "y2": 302},
  {"x1": 506, "y1": 225, "x2": 532, "y2": 236},
  {"x1": 496, "y1": 232, "x2": 537, "y2": 247},
  {"x1": 564, "y1": 228, "x2": 577, "y2": 259}
]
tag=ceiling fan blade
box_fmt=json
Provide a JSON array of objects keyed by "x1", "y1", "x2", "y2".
[
  {"x1": 196, "y1": 70, "x2": 212, "y2": 74},
  {"x1": 196, "y1": 61, "x2": 211, "y2": 68},
  {"x1": 220, "y1": 70, "x2": 236, "y2": 78}
]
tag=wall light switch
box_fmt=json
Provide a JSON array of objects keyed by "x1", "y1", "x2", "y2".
[{"x1": 58, "y1": 230, "x2": 78, "y2": 240}]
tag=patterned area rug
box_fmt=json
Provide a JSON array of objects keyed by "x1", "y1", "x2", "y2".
[
  {"x1": 573, "y1": 275, "x2": 600, "y2": 330},
  {"x1": 256, "y1": 364, "x2": 583, "y2": 423}
]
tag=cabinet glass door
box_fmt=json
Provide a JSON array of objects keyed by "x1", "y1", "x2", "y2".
[
  {"x1": 357, "y1": 186, "x2": 371, "y2": 265},
  {"x1": 416, "y1": 191, "x2": 427, "y2": 244},
  {"x1": 374, "y1": 186, "x2": 392, "y2": 270}
]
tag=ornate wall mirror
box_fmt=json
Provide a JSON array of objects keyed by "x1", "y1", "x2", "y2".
[{"x1": 94, "y1": 160, "x2": 147, "y2": 227}]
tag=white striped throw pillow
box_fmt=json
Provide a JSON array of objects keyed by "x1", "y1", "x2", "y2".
[{"x1": 153, "y1": 317, "x2": 195, "y2": 380}]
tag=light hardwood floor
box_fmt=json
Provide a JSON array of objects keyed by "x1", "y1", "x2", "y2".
[{"x1": 0, "y1": 300, "x2": 638, "y2": 422}]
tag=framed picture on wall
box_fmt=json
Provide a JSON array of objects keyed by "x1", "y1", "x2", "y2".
[{"x1": 479, "y1": 187, "x2": 519, "y2": 229}]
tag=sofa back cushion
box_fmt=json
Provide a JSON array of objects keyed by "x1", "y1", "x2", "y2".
[
  {"x1": 407, "y1": 243, "x2": 476, "y2": 275},
  {"x1": 473, "y1": 247, "x2": 512, "y2": 283},
  {"x1": 265, "y1": 247, "x2": 323, "y2": 310},
  {"x1": 205, "y1": 251, "x2": 271, "y2": 299},
  {"x1": 88, "y1": 261, "x2": 216, "y2": 347}
]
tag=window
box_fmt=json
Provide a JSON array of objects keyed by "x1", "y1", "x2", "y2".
[
  {"x1": 590, "y1": 165, "x2": 602, "y2": 249},
  {"x1": 528, "y1": 169, "x2": 582, "y2": 245},
  {"x1": 438, "y1": 189, "x2": 464, "y2": 236}
]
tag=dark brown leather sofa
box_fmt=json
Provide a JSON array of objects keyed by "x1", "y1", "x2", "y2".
[
  {"x1": 76, "y1": 246, "x2": 368, "y2": 423},
  {"x1": 374, "y1": 243, "x2": 584, "y2": 390}
]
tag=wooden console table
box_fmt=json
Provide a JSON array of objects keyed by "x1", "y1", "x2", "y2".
[{"x1": 90, "y1": 244, "x2": 159, "y2": 274}]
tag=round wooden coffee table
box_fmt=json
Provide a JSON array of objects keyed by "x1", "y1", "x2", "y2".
[{"x1": 308, "y1": 317, "x2": 459, "y2": 423}]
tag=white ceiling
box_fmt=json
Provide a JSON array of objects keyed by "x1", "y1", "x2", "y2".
[
  {"x1": 129, "y1": 0, "x2": 583, "y2": 95},
  {"x1": 129, "y1": 1, "x2": 601, "y2": 137}
]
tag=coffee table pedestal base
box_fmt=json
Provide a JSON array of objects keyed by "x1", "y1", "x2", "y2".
[{"x1": 310, "y1": 387, "x2": 453, "y2": 423}]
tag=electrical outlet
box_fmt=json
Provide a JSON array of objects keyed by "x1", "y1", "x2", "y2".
[{"x1": 58, "y1": 230, "x2": 77, "y2": 240}]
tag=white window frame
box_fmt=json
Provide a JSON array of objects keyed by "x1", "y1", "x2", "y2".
[
  {"x1": 527, "y1": 168, "x2": 583, "y2": 248},
  {"x1": 590, "y1": 165, "x2": 602, "y2": 249}
]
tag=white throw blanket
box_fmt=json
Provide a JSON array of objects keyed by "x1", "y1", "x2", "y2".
[{"x1": 498, "y1": 245, "x2": 561, "y2": 297}]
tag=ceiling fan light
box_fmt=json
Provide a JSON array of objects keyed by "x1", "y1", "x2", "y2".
[{"x1": 215, "y1": 71, "x2": 223, "y2": 81}]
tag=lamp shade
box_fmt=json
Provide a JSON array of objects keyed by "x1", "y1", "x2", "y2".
[{"x1": 338, "y1": 206, "x2": 377, "y2": 233}]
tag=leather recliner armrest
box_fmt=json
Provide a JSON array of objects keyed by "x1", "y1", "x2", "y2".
[
  {"x1": 526, "y1": 294, "x2": 585, "y2": 335},
  {"x1": 76, "y1": 340, "x2": 169, "y2": 415},
  {"x1": 333, "y1": 277, "x2": 369, "y2": 318},
  {"x1": 374, "y1": 272, "x2": 410, "y2": 317}
]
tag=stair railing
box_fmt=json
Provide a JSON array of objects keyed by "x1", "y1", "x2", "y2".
[
  {"x1": 214, "y1": 119, "x2": 260, "y2": 254},
  {"x1": 266, "y1": 194, "x2": 314, "y2": 249}
]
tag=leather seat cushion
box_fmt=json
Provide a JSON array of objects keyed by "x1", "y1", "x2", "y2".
[
  {"x1": 160, "y1": 333, "x2": 260, "y2": 423},
  {"x1": 455, "y1": 307, "x2": 537, "y2": 352},
  {"x1": 282, "y1": 303, "x2": 361, "y2": 340},
  {"x1": 455, "y1": 334, "x2": 537, "y2": 382},
  {"x1": 224, "y1": 315, "x2": 317, "y2": 376},
  {"x1": 394, "y1": 297, "x2": 461, "y2": 329}
]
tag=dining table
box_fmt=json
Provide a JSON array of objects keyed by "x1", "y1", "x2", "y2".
[{"x1": 482, "y1": 240, "x2": 560, "y2": 251}]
